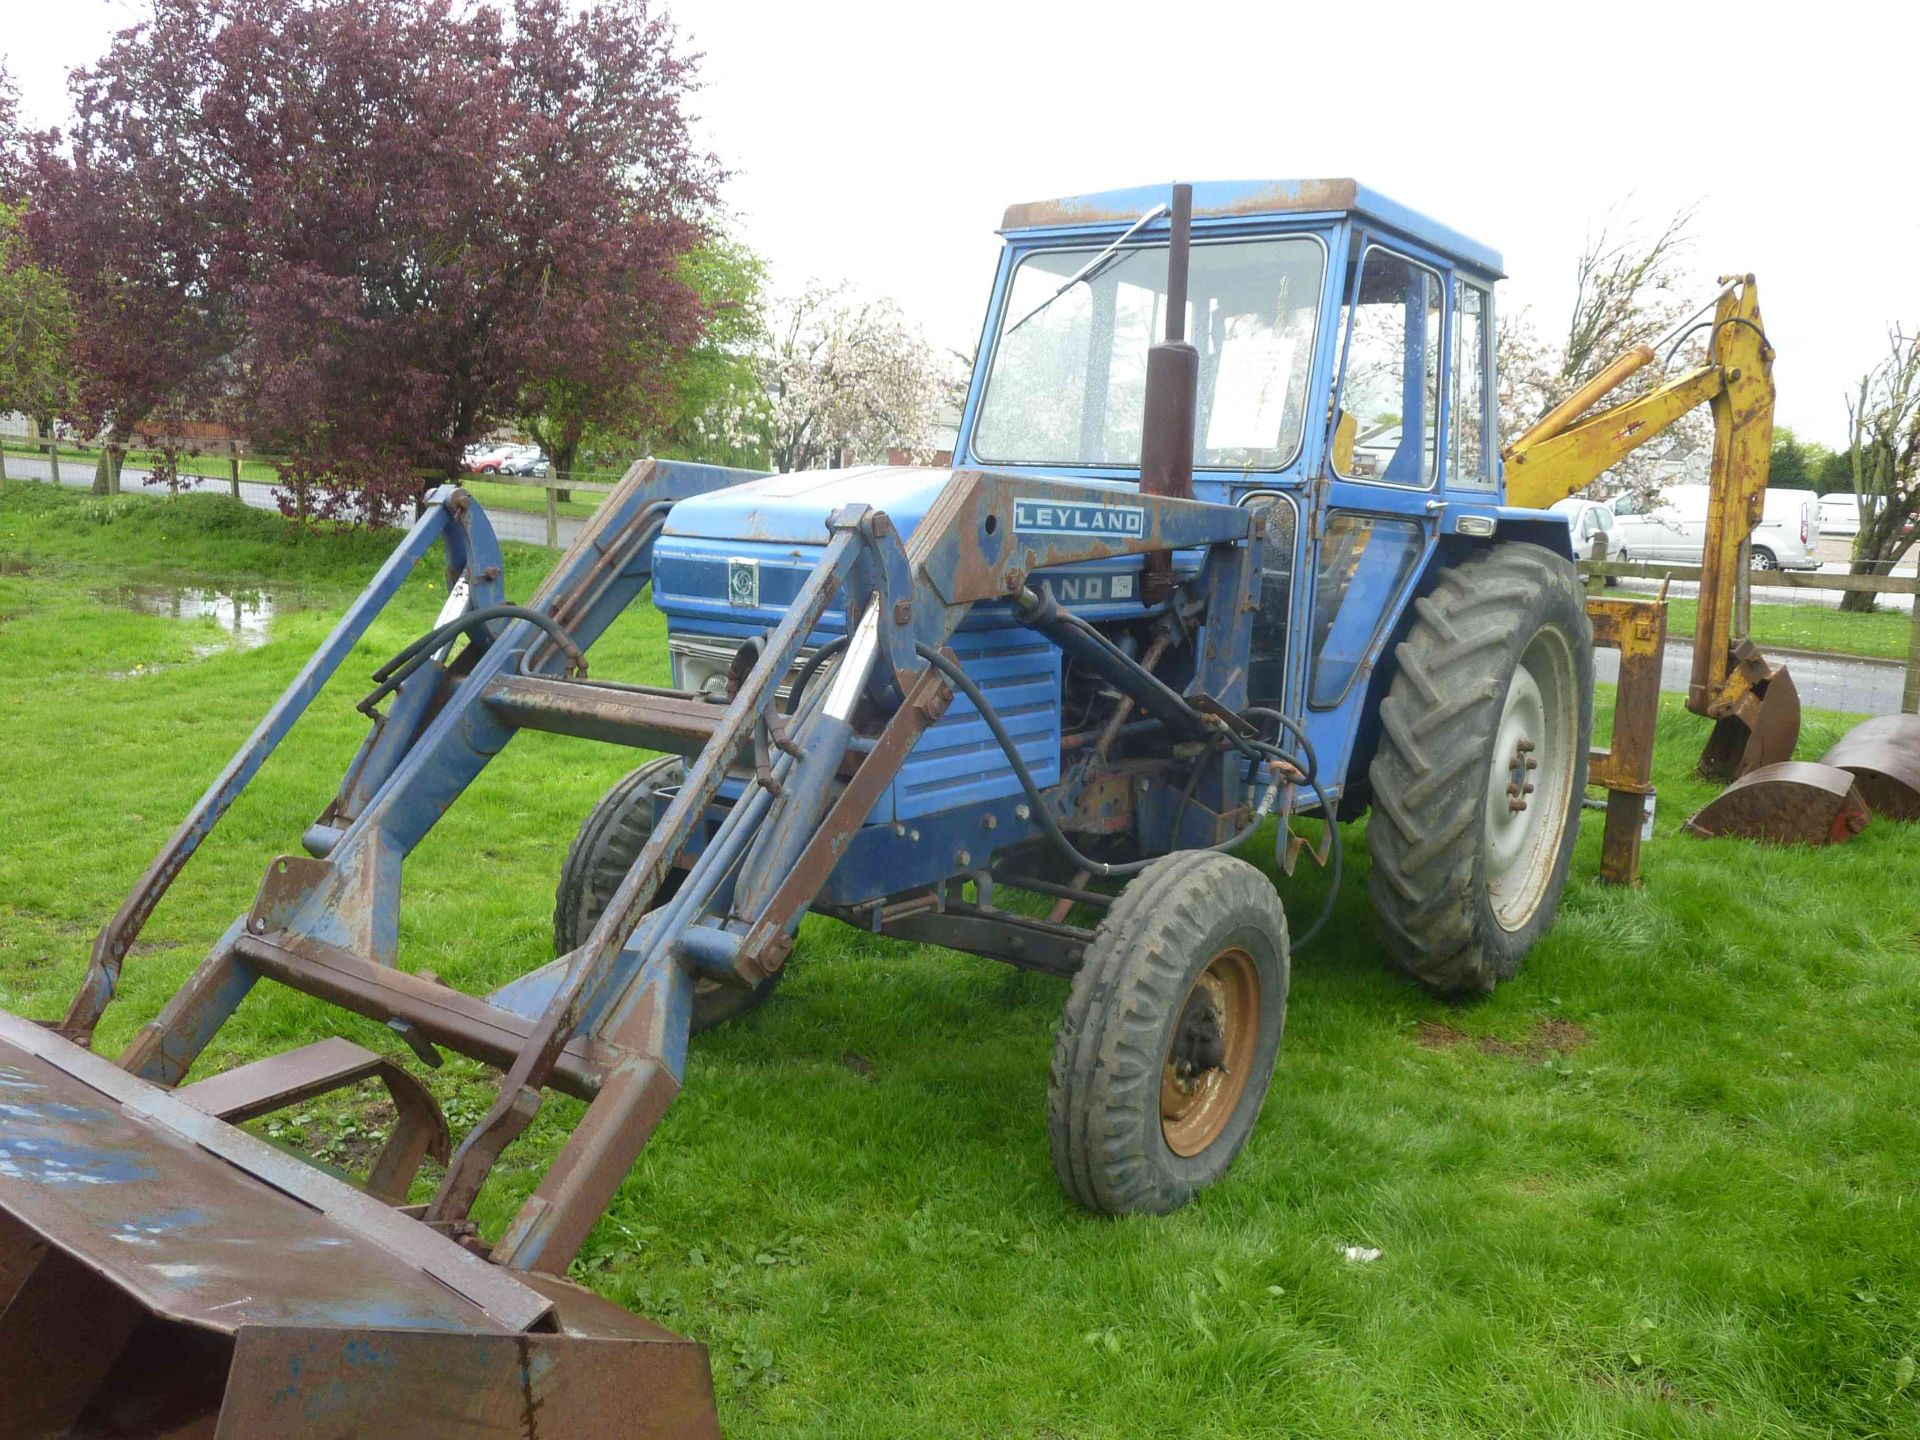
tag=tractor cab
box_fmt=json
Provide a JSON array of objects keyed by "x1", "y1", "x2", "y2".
[{"x1": 956, "y1": 179, "x2": 1565, "y2": 792}]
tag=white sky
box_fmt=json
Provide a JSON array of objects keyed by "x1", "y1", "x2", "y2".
[{"x1": 10, "y1": 0, "x2": 1918, "y2": 447}]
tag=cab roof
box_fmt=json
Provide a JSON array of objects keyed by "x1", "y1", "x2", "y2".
[{"x1": 999, "y1": 178, "x2": 1504, "y2": 279}]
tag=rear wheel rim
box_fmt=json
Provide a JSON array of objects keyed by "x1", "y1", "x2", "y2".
[
  {"x1": 1160, "y1": 947, "x2": 1260, "y2": 1157},
  {"x1": 1483, "y1": 624, "x2": 1579, "y2": 932}
]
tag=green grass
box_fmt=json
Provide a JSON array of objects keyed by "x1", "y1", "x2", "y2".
[
  {"x1": 1660, "y1": 593, "x2": 1915, "y2": 663},
  {"x1": 3, "y1": 478, "x2": 1920, "y2": 1437}
]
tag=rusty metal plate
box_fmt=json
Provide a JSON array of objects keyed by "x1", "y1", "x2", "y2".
[
  {"x1": 214, "y1": 1325, "x2": 718, "y2": 1439},
  {"x1": 1683, "y1": 760, "x2": 1870, "y2": 845},
  {"x1": 0, "y1": 1009, "x2": 543, "y2": 1335},
  {"x1": 1820, "y1": 713, "x2": 1920, "y2": 822}
]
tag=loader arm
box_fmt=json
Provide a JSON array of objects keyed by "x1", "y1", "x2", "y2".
[{"x1": 1503, "y1": 276, "x2": 1795, "y2": 777}]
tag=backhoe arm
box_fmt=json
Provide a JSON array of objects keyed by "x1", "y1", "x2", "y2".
[{"x1": 1502, "y1": 277, "x2": 1792, "y2": 776}]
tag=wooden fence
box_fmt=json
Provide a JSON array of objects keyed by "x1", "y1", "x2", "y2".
[{"x1": 1577, "y1": 557, "x2": 1920, "y2": 714}]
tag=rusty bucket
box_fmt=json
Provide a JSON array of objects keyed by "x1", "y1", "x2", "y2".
[
  {"x1": 1696, "y1": 643, "x2": 1802, "y2": 781},
  {"x1": 0, "y1": 1012, "x2": 718, "y2": 1439},
  {"x1": 1819, "y1": 713, "x2": 1920, "y2": 822},
  {"x1": 1683, "y1": 759, "x2": 1871, "y2": 846}
]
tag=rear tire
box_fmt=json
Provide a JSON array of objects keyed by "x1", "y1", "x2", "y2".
[
  {"x1": 1751, "y1": 547, "x2": 1778, "y2": 571},
  {"x1": 1366, "y1": 544, "x2": 1593, "y2": 996},
  {"x1": 554, "y1": 756, "x2": 783, "y2": 1034},
  {"x1": 1048, "y1": 852, "x2": 1289, "y2": 1216}
]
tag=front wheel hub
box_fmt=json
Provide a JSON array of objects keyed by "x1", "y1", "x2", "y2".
[{"x1": 1160, "y1": 948, "x2": 1260, "y2": 1157}]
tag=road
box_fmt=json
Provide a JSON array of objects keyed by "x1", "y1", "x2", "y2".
[
  {"x1": 7, "y1": 453, "x2": 1910, "y2": 712},
  {"x1": 3, "y1": 450, "x2": 589, "y2": 549},
  {"x1": 1592, "y1": 635, "x2": 1904, "y2": 715}
]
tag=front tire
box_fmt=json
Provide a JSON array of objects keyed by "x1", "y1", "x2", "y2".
[
  {"x1": 554, "y1": 756, "x2": 783, "y2": 1034},
  {"x1": 1366, "y1": 544, "x2": 1593, "y2": 996},
  {"x1": 1048, "y1": 852, "x2": 1289, "y2": 1216}
]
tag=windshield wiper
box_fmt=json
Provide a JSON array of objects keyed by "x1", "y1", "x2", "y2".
[{"x1": 1002, "y1": 202, "x2": 1168, "y2": 338}]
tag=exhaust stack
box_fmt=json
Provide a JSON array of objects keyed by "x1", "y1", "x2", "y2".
[{"x1": 1140, "y1": 182, "x2": 1197, "y2": 602}]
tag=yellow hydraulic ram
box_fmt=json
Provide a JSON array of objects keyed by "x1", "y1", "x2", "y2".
[{"x1": 1503, "y1": 276, "x2": 1799, "y2": 778}]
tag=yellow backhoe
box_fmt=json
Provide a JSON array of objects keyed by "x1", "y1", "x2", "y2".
[{"x1": 1505, "y1": 275, "x2": 1913, "y2": 847}]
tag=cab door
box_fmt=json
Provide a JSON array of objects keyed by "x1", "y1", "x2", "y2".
[{"x1": 1297, "y1": 240, "x2": 1449, "y2": 796}]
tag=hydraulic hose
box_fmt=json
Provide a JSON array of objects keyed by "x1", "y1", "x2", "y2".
[{"x1": 359, "y1": 604, "x2": 586, "y2": 715}]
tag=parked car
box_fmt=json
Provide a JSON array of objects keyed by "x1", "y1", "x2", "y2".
[
  {"x1": 464, "y1": 443, "x2": 515, "y2": 474},
  {"x1": 501, "y1": 448, "x2": 550, "y2": 477},
  {"x1": 1606, "y1": 484, "x2": 1820, "y2": 570},
  {"x1": 1550, "y1": 496, "x2": 1616, "y2": 561}
]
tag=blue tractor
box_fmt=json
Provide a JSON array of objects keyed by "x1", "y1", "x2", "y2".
[{"x1": 0, "y1": 182, "x2": 1593, "y2": 1433}]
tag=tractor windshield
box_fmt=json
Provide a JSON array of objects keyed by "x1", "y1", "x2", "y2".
[{"x1": 973, "y1": 235, "x2": 1326, "y2": 472}]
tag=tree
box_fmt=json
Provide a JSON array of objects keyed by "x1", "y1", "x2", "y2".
[
  {"x1": 758, "y1": 285, "x2": 946, "y2": 473},
  {"x1": 28, "y1": 0, "x2": 715, "y2": 523},
  {"x1": 1767, "y1": 427, "x2": 1829, "y2": 492},
  {"x1": 1497, "y1": 203, "x2": 1708, "y2": 503},
  {"x1": 511, "y1": 0, "x2": 717, "y2": 496},
  {"x1": 1836, "y1": 329, "x2": 1920, "y2": 612},
  {"x1": 0, "y1": 202, "x2": 75, "y2": 435},
  {"x1": 600, "y1": 237, "x2": 772, "y2": 470}
]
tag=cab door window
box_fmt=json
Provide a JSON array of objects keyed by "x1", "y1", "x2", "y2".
[
  {"x1": 1332, "y1": 247, "x2": 1443, "y2": 487},
  {"x1": 1451, "y1": 281, "x2": 1494, "y2": 490}
]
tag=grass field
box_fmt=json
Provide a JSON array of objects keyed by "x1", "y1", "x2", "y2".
[
  {"x1": 1662, "y1": 593, "x2": 1915, "y2": 663},
  {"x1": 2, "y1": 480, "x2": 1918, "y2": 1438}
]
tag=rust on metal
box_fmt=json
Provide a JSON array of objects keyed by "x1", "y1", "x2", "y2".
[
  {"x1": 1584, "y1": 595, "x2": 1667, "y2": 884},
  {"x1": 1818, "y1": 712, "x2": 1920, "y2": 821},
  {"x1": 1000, "y1": 178, "x2": 1360, "y2": 231},
  {"x1": 1697, "y1": 638, "x2": 1801, "y2": 780},
  {"x1": 1683, "y1": 761, "x2": 1870, "y2": 845}
]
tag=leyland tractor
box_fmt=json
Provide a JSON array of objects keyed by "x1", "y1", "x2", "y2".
[{"x1": 4, "y1": 181, "x2": 1736, "y2": 1437}]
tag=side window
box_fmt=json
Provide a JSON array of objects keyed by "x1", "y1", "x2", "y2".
[
  {"x1": 1333, "y1": 248, "x2": 1442, "y2": 487},
  {"x1": 1451, "y1": 282, "x2": 1493, "y2": 490}
]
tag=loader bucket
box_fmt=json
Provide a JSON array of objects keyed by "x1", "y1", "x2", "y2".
[
  {"x1": 1696, "y1": 648, "x2": 1801, "y2": 781},
  {"x1": 1819, "y1": 712, "x2": 1920, "y2": 822},
  {"x1": 0, "y1": 1011, "x2": 718, "y2": 1439},
  {"x1": 1682, "y1": 760, "x2": 1870, "y2": 846}
]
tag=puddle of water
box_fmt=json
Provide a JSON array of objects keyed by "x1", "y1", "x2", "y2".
[{"x1": 90, "y1": 584, "x2": 288, "y2": 654}]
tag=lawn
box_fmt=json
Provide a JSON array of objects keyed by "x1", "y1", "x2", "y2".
[
  {"x1": 2, "y1": 479, "x2": 1918, "y2": 1438},
  {"x1": 1661, "y1": 592, "x2": 1915, "y2": 663}
]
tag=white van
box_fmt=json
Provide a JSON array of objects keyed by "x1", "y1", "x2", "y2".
[
  {"x1": 1818, "y1": 491, "x2": 1875, "y2": 537},
  {"x1": 1608, "y1": 485, "x2": 1820, "y2": 570}
]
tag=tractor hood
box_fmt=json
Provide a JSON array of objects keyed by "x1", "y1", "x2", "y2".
[
  {"x1": 651, "y1": 463, "x2": 1152, "y2": 636},
  {"x1": 660, "y1": 464, "x2": 955, "y2": 547}
]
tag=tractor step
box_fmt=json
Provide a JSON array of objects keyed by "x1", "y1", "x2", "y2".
[{"x1": 0, "y1": 1009, "x2": 717, "y2": 1438}]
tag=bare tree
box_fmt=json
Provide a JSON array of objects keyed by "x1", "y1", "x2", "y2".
[
  {"x1": 1498, "y1": 203, "x2": 1708, "y2": 502},
  {"x1": 1836, "y1": 329, "x2": 1920, "y2": 612}
]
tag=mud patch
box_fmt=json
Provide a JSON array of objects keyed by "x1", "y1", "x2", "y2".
[{"x1": 1416, "y1": 1017, "x2": 1589, "y2": 1059}]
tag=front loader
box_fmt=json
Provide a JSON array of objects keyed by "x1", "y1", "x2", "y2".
[{"x1": 5, "y1": 181, "x2": 1625, "y2": 1434}]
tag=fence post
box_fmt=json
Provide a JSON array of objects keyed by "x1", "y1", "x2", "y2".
[
  {"x1": 228, "y1": 441, "x2": 242, "y2": 500},
  {"x1": 0, "y1": 437, "x2": 8, "y2": 482},
  {"x1": 48, "y1": 439, "x2": 60, "y2": 485},
  {"x1": 1904, "y1": 580, "x2": 1920, "y2": 716},
  {"x1": 1586, "y1": 532, "x2": 1608, "y2": 595},
  {"x1": 545, "y1": 482, "x2": 559, "y2": 549}
]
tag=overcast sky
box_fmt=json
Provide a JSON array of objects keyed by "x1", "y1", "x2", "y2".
[{"x1": 10, "y1": 0, "x2": 1916, "y2": 447}]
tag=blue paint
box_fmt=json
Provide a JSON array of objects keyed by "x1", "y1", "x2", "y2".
[{"x1": 0, "y1": 1136, "x2": 158, "y2": 1186}]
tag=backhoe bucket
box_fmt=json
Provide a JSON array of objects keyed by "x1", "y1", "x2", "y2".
[
  {"x1": 0, "y1": 1012, "x2": 718, "y2": 1439},
  {"x1": 1697, "y1": 647, "x2": 1801, "y2": 781},
  {"x1": 1682, "y1": 760, "x2": 1870, "y2": 846},
  {"x1": 1819, "y1": 713, "x2": 1920, "y2": 821}
]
